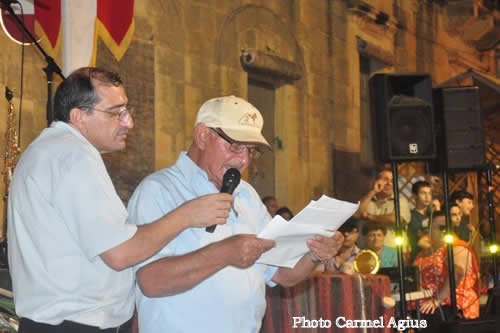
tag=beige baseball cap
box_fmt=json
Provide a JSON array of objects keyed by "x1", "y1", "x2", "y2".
[{"x1": 195, "y1": 96, "x2": 271, "y2": 149}]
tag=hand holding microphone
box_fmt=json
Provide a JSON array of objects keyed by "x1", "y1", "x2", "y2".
[{"x1": 206, "y1": 168, "x2": 241, "y2": 233}]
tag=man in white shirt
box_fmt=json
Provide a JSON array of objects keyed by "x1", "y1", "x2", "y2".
[
  {"x1": 8, "y1": 67, "x2": 232, "y2": 333},
  {"x1": 355, "y1": 169, "x2": 410, "y2": 248},
  {"x1": 128, "y1": 96, "x2": 344, "y2": 333}
]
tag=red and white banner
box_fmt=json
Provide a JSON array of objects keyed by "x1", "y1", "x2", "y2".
[
  {"x1": 0, "y1": 0, "x2": 61, "y2": 54},
  {"x1": 62, "y1": 0, "x2": 135, "y2": 75},
  {"x1": 1, "y1": 0, "x2": 134, "y2": 76},
  {"x1": 96, "y1": 0, "x2": 135, "y2": 62},
  {"x1": 35, "y1": 0, "x2": 62, "y2": 55},
  {"x1": 0, "y1": 0, "x2": 37, "y2": 44}
]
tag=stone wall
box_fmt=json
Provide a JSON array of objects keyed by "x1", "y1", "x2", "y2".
[{"x1": 0, "y1": 0, "x2": 497, "y2": 231}]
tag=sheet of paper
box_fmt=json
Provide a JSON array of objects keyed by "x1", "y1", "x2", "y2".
[
  {"x1": 293, "y1": 195, "x2": 359, "y2": 226},
  {"x1": 256, "y1": 195, "x2": 359, "y2": 268},
  {"x1": 257, "y1": 215, "x2": 333, "y2": 268}
]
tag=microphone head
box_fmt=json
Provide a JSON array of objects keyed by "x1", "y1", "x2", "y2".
[
  {"x1": 221, "y1": 168, "x2": 241, "y2": 194},
  {"x1": 223, "y1": 168, "x2": 240, "y2": 181}
]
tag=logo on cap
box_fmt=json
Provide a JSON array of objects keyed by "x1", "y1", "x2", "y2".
[{"x1": 239, "y1": 113, "x2": 258, "y2": 126}]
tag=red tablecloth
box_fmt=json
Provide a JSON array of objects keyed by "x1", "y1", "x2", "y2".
[{"x1": 261, "y1": 273, "x2": 394, "y2": 333}]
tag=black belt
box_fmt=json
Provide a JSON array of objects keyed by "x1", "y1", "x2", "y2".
[{"x1": 19, "y1": 317, "x2": 133, "y2": 333}]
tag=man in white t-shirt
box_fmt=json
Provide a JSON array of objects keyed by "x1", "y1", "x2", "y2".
[{"x1": 355, "y1": 169, "x2": 410, "y2": 248}]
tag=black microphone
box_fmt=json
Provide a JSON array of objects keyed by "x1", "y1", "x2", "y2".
[
  {"x1": 0, "y1": 0, "x2": 19, "y2": 8},
  {"x1": 206, "y1": 168, "x2": 241, "y2": 233}
]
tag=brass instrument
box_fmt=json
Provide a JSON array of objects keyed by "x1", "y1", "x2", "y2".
[
  {"x1": 2, "y1": 87, "x2": 21, "y2": 241},
  {"x1": 353, "y1": 249, "x2": 381, "y2": 274}
]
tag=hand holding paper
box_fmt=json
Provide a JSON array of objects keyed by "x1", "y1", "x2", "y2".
[
  {"x1": 307, "y1": 232, "x2": 344, "y2": 263},
  {"x1": 257, "y1": 195, "x2": 359, "y2": 268},
  {"x1": 223, "y1": 234, "x2": 276, "y2": 268}
]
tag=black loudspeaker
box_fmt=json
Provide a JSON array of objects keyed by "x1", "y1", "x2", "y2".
[
  {"x1": 432, "y1": 86, "x2": 486, "y2": 171},
  {"x1": 370, "y1": 73, "x2": 436, "y2": 162}
]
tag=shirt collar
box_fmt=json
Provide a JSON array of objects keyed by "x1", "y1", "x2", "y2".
[
  {"x1": 176, "y1": 152, "x2": 218, "y2": 194},
  {"x1": 51, "y1": 121, "x2": 100, "y2": 154},
  {"x1": 52, "y1": 121, "x2": 87, "y2": 141}
]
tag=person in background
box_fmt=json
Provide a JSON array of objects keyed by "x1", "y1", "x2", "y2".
[
  {"x1": 407, "y1": 181, "x2": 432, "y2": 262},
  {"x1": 450, "y1": 190, "x2": 476, "y2": 242},
  {"x1": 431, "y1": 198, "x2": 442, "y2": 212},
  {"x1": 323, "y1": 217, "x2": 361, "y2": 272},
  {"x1": 362, "y1": 221, "x2": 397, "y2": 268},
  {"x1": 262, "y1": 196, "x2": 278, "y2": 217},
  {"x1": 276, "y1": 206, "x2": 294, "y2": 221},
  {"x1": 355, "y1": 169, "x2": 411, "y2": 248},
  {"x1": 449, "y1": 203, "x2": 462, "y2": 229},
  {"x1": 413, "y1": 210, "x2": 479, "y2": 329}
]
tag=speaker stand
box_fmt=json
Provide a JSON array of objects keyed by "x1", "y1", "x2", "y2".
[
  {"x1": 441, "y1": 169, "x2": 458, "y2": 319},
  {"x1": 486, "y1": 163, "x2": 498, "y2": 287},
  {"x1": 391, "y1": 162, "x2": 407, "y2": 320}
]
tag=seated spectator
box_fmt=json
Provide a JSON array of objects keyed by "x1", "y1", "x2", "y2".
[
  {"x1": 447, "y1": 202, "x2": 479, "y2": 245},
  {"x1": 407, "y1": 181, "x2": 432, "y2": 262},
  {"x1": 450, "y1": 190, "x2": 476, "y2": 242},
  {"x1": 276, "y1": 206, "x2": 294, "y2": 221},
  {"x1": 355, "y1": 169, "x2": 410, "y2": 248},
  {"x1": 412, "y1": 203, "x2": 462, "y2": 256},
  {"x1": 323, "y1": 217, "x2": 361, "y2": 272},
  {"x1": 413, "y1": 210, "x2": 479, "y2": 329},
  {"x1": 362, "y1": 221, "x2": 397, "y2": 268},
  {"x1": 431, "y1": 198, "x2": 441, "y2": 212},
  {"x1": 449, "y1": 203, "x2": 462, "y2": 229},
  {"x1": 262, "y1": 196, "x2": 278, "y2": 217}
]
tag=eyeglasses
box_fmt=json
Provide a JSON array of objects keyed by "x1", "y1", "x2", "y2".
[
  {"x1": 210, "y1": 128, "x2": 262, "y2": 159},
  {"x1": 93, "y1": 105, "x2": 134, "y2": 121}
]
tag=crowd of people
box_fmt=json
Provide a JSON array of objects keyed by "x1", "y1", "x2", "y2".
[
  {"x1": 261, "y1": 161, "x2": 485, "y2": 327},
  {"x1": 262, "y1": 196, "x2": 294, "y2": 221},
  {"x1": 311, "y1": 168, "x2": 483, "y2": 326}
]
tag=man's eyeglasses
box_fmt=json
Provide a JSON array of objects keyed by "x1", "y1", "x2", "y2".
[
  {"x1": 93, "y1": 105, "x2": 134, "y2": 121},
  {"x1": 210, "y1": 128, "x2": 262, "y2": 159}
]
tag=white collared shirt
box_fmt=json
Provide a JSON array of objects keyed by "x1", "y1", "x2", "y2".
[
  {"x1": 128, "y1": 152, "x2": 278, "y2": 333},
  {"x1": 8, "y1": 121, "x2": 137, "y2": 328}
]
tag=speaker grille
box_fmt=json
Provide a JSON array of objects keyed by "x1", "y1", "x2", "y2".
[
  {"x1": 369, "y1": 73, "x2": 435, "y2": 162},
  {"x1": 388, "y1": 95, "x2": 434, "y2": 159},
  {"x1": 435, "y1": 87, "x2": 486, "y2": 170},
  {"x1": 390, "y1": 106, "x2": 434, "y2": 156}
]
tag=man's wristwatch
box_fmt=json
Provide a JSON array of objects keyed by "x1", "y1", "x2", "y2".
[{"x1": 307, "y1": 252, "x2": 323, "y2": 265}]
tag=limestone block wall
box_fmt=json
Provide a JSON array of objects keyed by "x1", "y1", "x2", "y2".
[{"x1": 0, "y1": 0, "x2": 496, "y2": 230}]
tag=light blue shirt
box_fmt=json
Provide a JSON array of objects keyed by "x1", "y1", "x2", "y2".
[
  {"x1": 8, "y1": 121, "x2": 136, "y2": 328},
  {"x1": 127, "y1": 152, "x2": 278, "y2": 333},
  {"x1": 380, "y1": 246, "x2": 398, "y2": 267}
]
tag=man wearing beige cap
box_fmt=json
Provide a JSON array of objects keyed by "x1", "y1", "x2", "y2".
[{"x1": 127, "y1": 96, "x2": 343, "y2": 333}]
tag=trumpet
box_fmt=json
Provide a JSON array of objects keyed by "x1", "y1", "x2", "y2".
[{"x1": 353, "y1": 249, "x2": 381, "y2": 274}]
